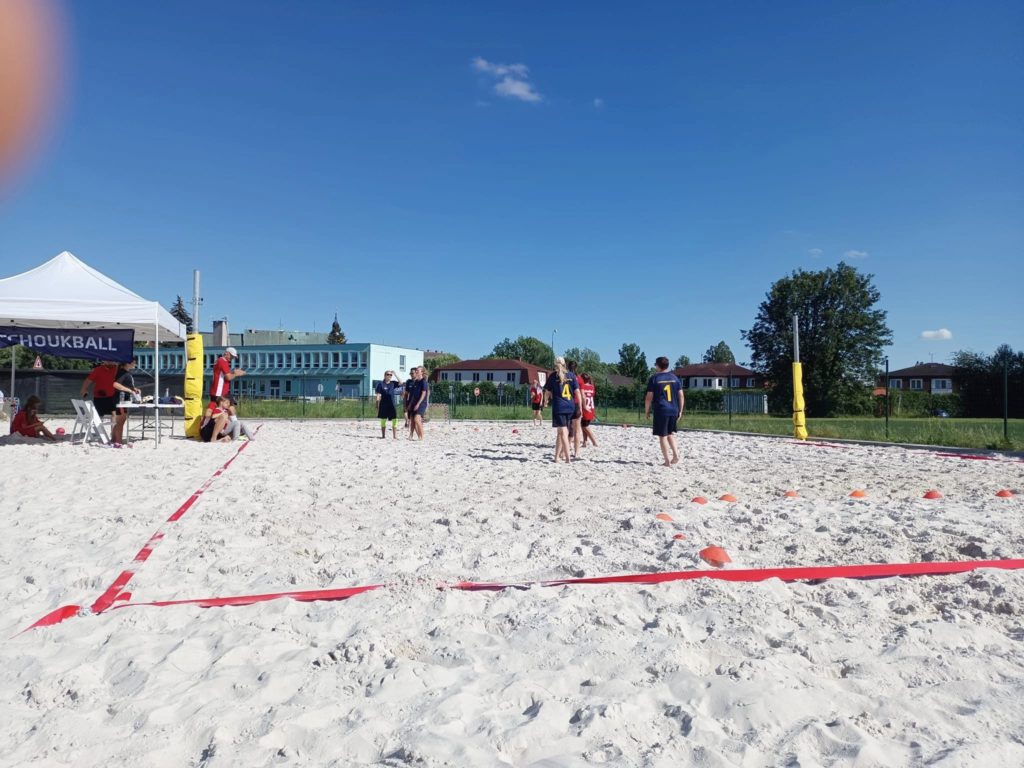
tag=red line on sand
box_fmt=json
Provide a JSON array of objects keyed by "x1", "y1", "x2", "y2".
[
  {"x1": 21, "y1": 430, "x2": 260, "y2": 633},
  {"x1": 103, "y1": 559, "x2": 1024, "y2": 616}
]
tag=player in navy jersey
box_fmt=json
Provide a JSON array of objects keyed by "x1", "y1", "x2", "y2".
[
  {"x1": 645, "y1": 356, "x2": 684, "y2": 466},
  {"x1": 544, "y1": 356, "x2": 580, "y2": 463}
]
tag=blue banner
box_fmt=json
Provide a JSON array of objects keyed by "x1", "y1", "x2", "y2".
[{"x1": 0, "y1": 327, "x2": 136, "y2": 363}]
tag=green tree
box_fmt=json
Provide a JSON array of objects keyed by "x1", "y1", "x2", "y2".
[
  {"x1": 327, "y1": 314, "x2": 347, "y2": 344},
  {"x1": 488, "y1": 336, "x2": 554, "y2": 368},
  {"x1": 616, "y1": 342, "x2": 649, "y2": 382},
  {"x1": 673, "y1": 354, "x2": 691, "y2": 369},
  {"x1": 953, "y1": 344, "x2": 1024, "y2": 418},
  {"x1": 742, "y1": 262, "x2": 892, "y2": 416},
  {"x1": 425, "y1": 352, "x2": 460, "y2": 374},
  {"x1": 169, "y1": 296, "x2": 193, "y2": 333},
  {"x1": 563, "y1": 346, "x2": 607, "y2": 375},
  {"x1": 702, "y1": 341, "x2": 735, "y2": 364}
]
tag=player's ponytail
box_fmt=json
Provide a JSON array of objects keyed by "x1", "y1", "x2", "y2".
[{"x1": 554, "y1": 356, "x2": 568, "y2": 385}]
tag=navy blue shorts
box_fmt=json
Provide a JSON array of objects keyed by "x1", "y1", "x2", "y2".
[
  {"x1": 652, "y1": 412, "x2": 678, "y2": 437},
  {"x1": 552, "y1": 412, "x2": 572, "y2": 428}
]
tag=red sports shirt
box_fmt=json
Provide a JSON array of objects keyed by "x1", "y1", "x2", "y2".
[
  {"x1": 530, "y1": 385, "x2": 543, "y2": 404},
  {"x1": 579, "y1": 382, "x2": 596, "y2": 419},
  {"x1": 87, "y1": 365, "x2": 117, "y2": 398},
  {"x1": 210, "y1": 357, "x2": 231, "y2": 398}
]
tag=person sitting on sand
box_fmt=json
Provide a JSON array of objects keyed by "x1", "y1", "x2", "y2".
[
  {"x1": 224, "y1": 397, "x2": 256, "y2": 441},
  {"x1": 645, "y1": 356, "x2": 684, "y2": 467},
  {"x1": 199, "y1": 396, "x2": 233, "y2": 443},
  {"x1": 10, "y1": 395, "x2": 55, "y2": 441}
]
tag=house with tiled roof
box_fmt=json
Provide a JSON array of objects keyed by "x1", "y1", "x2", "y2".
[
  {"x1": 879, "y1": 362, "x2": 957, "y2": 394},
  {"x1": 429, "y1": 358, "x2": 548, "y2": 386},
  {"x1": 673, "y1": 363, "x2": 763, "y2": 390}
]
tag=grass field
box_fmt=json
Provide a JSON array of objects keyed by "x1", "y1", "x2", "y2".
[{"x1": 235, "y1": 398, "x2": 1022, "y2": 451}]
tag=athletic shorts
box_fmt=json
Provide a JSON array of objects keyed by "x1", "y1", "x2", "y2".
[
  {"x1": 572, "y1": 405, "x2": 582, "y2": 419},
  {"x1": 200, "y1": 420, "x2": 217, "y2": 443},
  {"x1": 94, "y1": 396, "x2": 116, "y2": 417},
  {"x1": 581, "y1": 417, "x2": 593, "y2": 428},
  {"x1": 552, "y1": 412, "x2": 573, "y2": 429},
  {"x1": 652, "y1": 412, "x2": 678, "y2": 437},
  {"x1": 531, "y1": 402, "x2": 542, "y2": 411}
]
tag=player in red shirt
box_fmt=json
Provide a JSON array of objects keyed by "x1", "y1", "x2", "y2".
[
  {"x1": 10, "y1": 395, "x2": 55, "y2": 440},
  {"x1": 529, "y1": 377, "x2": 544, "y2": 426},
  {"x1": 80, "y1": 361, "x2": 119, "y2": 419},
  {"x1": 578, "y1": 373, "x2": 598, "y2": 449},
  {"x1": 210, "y1": 347, "x2": 246, "y2": 402}
]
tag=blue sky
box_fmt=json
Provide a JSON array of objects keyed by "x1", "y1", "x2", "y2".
[{"x1": 2, "y1": 0, "x2": 1021, "y2": 369}]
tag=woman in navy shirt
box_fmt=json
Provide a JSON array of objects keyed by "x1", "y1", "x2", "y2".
[
  {"x1": 375, "y1": 371, "x2": 403, "y2": 438},
  {"x1": 545, "y1": 357, "x2": 580, "y2": 463}
]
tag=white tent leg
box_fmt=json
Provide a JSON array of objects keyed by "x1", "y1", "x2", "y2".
[
  {"x1": 154, "y1": 305, "x2": 161, "y2": 448},
  {"x1": 9, "y1": 347, "x2": 14, "y2": 399}
]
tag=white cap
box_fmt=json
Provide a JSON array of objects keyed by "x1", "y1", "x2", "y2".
[{"x1": 225, "y1": 346, "x2": 238, "y2": 358}]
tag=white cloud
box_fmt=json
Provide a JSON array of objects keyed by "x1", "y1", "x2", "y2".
[
  {"x1": 472, "y1": 57, "x2": 543, "y2": 103},
  {"x1": 593, "y1": 97, "x2": 605, "y2": 109},
  {"x1": 808, "y1": 248, "x2": 823, "y2": 258},
  {"x1": 843, "y1": 249, "x2": 869, "y2": 259},
  {"x1": 921, "y1": 328, "x2": 953, "y2": 341}
]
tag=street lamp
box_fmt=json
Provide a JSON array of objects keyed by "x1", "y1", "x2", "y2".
[{"x1": 551, "y1": 329, "x2": 557, "y2": 363}]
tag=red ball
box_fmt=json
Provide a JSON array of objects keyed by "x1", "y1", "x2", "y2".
[{"x1": 55, "y1": 427, "x2": 65, "y2": 435}]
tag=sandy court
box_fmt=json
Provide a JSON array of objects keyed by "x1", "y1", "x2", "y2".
[{"x1": 2, "y1": 419, "x2": 1024, "y2": 766}]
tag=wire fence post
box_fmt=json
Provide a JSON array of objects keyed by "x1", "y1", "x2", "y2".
[
  {"x1": 1004, "y1": 357, "x2": 1009, "y2": 441},
  {"x1": 885, "y1": 357, "x2": 890, "y2": 440}
]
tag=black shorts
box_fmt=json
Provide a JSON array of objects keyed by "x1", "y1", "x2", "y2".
[
  {"x1": 532, "y1": 402, "x2": 542, "y2": 411},
  {"x1": 652, "y1": 412, "x2": 678, "y2": 437},
  {"x1": 552, "y1": 412, "x2": 572, "y2": 428},
  {"x1": 200, "y1": 420, "x2": 217, "y2": 442},
  {"x1": 572, "y1": 405, "x2": 582, "y2": 419},
  {"x1": 581, "y1": 417, "x2": 593, "y2": 428},
  {"x1": 94, "y1": 396, "x2": 116, "y2": 417}
]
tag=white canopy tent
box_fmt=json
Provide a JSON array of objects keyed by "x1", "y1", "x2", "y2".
[{"x1": 0, "y1": 251, "x2": 186, "y2": 445}]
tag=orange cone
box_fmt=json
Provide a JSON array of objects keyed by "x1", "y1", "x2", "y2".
[
  {"x1": 996, "y1": 489, "x2": 1014, "y2": 498},
  {"x1": 783, "y1": 490, "x2": 799, "y2": 498},
  {"x1": 512, "y1": 429, "x2": 519, "y2": 434},
  {"x1": 700, "y1": 546, "x2": 731, "y2": 568},
  {"x1": 849, "y1": 489, "x2": 867, "y2": 498},
  {"x1": 719, "y1": 494, "x2": 737, "y2": 503},
  {"x1": 691, "y1": 496, "x2": 708, "y2": 505},
  {"x1": 923, "y1": 490, "x2": 942, "y2": 500},
  {"x1": 655, "y1": 513, "x2": 674, "y2": 522},
  {"x1": 673, "y1": 533, "x2": 686, "y2": 540}
]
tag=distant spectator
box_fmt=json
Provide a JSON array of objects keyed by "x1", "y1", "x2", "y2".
[
  {"x1": 375, "y1": 370, "x2": 403, "y2": 439},
  {"x1": 111, "y1": 357, "x2": 141, "y2": 446}
]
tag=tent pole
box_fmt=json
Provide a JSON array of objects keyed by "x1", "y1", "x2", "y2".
[
  {"x1": 9, "y1": 347, "x2": 14, "y2": 400},
  {"x1": 154, "y1": 305, "x2": 160, "y2": 447}
]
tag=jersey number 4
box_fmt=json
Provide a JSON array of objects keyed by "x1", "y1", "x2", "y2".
[{"x1": 561, "y1": 383, "x2": 572, "y2": 400}]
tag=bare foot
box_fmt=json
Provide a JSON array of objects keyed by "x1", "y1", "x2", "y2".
[
  {"x1": 671, "y1": 456, "x2": 679, "y2": 464},
  {"x1": 662, "y1": 460, "x2": 672, "y2": 467}
]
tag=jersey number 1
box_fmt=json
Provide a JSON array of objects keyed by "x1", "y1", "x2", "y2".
[{"x1": 663, "y1": 384, "x2": 672, "y2": 402}]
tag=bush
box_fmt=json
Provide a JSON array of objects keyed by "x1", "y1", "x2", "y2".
[{"x1": 875, "y1": 391, "x2": 962, "y2": 418}]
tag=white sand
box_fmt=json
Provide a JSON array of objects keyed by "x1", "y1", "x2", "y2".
[{"x1": 1, "y1": 420, "x2": 1023, "y2": 766}]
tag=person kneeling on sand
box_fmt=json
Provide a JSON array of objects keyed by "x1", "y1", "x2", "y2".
[
  {"x1": 10, "y1": 395, "x2": 56, "y2": 441},
  {"x1": 645, "y1": 356, "x2": 684, "y2": 466},
  {"x1": 199, "y1": 396, "x2": 232, "y2": 443}
]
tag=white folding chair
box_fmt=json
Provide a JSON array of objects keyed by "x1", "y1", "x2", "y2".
[{"x1": 71, "y1": 398, "x2": 110, "y2": 445}]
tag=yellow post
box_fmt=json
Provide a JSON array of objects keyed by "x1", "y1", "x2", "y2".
[
  {"x1": 184, "y1": 333, "x2": 204, "y2": 438},
  {"x1": 792, "y1": 361, "x2": 808, "y2": 440}
]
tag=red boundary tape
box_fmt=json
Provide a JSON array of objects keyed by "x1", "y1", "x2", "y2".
[
  {"x1": 22, "y1": 429, "x2": 260, "y2": 633},
  {"x1": 100, "y1": 558, "x2": 1024, "y2": 615}
]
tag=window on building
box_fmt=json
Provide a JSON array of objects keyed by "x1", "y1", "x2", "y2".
[
  {"x1": 360, "y1": 352, "x2": 367, "y2": 367},
  {"x1": 441, "y1": 372, "x2": 449, "y2": 380},
  {"x1": 455, "y1": 372, "x2": 462, "y2": 381},
  {"x1": 888, "y1": 378, "x2": 902, "y2": 389},
  {"x1": 932, "y1": 378, "x2": 952, "y2": 391},
  {"x1": 702, "y1": 378, "x2": 712, "y2": 388},
  {"x1": 717, "y1": 378, "x2": 724, "y2": 387},
  {"x1": 472, "y1": 372, "x2": 480, "y2": 382},
  {"x1": 486, "y1": 372, "x2": 494, "y2": 381},
  {"x1": 730, "y1": 377, "x2": 740, "y2": 388},
  {"x1": 400, "y1": 355, "x2": 406, "y2": 371},
  {"x1": 747, "y1": 377, "x2": 755, "y2": 387},
  {"x1": 332, "y1": 352, "x2": 340, "y2": 367},
  {"x1": 910, "y1": 378, "x2": 923, "y2": 391},
  {"x1": 285, "y1": 380, "x2": 292, "y2": 393},
  {"x1": 507, "y1": 372, "x2": 516, "y2": 382}
]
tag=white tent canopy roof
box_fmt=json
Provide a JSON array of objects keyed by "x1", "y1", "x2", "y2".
[{"x1": 0, "y1": 251, "x2": 185, "y2": 343}]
